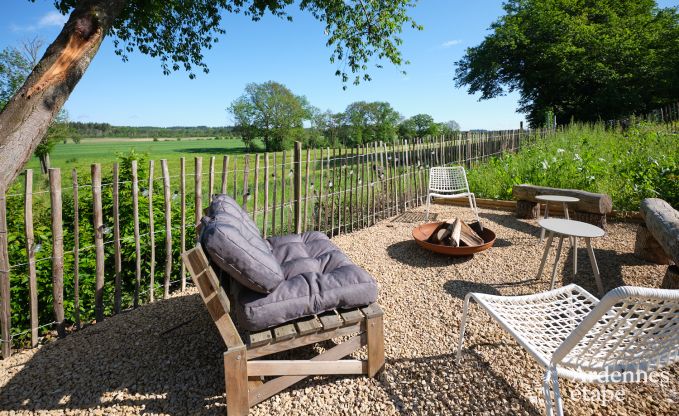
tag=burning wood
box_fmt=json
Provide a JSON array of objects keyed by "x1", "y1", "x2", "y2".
[{"x1": 426, "y1": 218, "x2": 485, "y2": 247}]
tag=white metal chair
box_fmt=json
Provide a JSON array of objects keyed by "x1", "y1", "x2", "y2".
[
  {"x1": 456, "y1": 284, "x2": 679, "y2": 416},
  {"x1": 425, "y1": 166, "x2": 479, "y2": 222}
]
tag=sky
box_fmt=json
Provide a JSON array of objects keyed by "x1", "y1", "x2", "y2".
[{"x1": 1, "y1": 0, "x2": 677, "y2": 130}]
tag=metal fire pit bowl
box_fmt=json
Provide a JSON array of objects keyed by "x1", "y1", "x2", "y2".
[{"x1": 412, "y1": 222, "x2": 496, "y2": 256}]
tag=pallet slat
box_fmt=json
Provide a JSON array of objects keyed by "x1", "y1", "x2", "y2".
[
  {"x1": 339, "y1": 309, "x2": 364, "y2": 325},
  {"x1": 319, "y1": 311, "x2": 342, "y2": 330},
  {"x1": 248, "y1": 330, "x2": 273, "y2": 347},
  {"x1": 273, "y1": 323, "x2": 297, "y2": 341},
  {"x1": 295, "y1": 316, "x2": 323, "y2": 335}
]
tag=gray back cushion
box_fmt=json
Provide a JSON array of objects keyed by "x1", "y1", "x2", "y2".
[
  {"x1": 234, "y1": 231, "x2": 378, "y2": 331},
  {"x1": 200, "y1": 195, "x2": 284, "y2": 293}
]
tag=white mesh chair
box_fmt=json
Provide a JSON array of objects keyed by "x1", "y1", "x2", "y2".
[
  {"x1": 425, "y1": 166, "x2": 479, "y2": 222},
  {"x1": 456, "y1": 284, "x2": 679, "y2": 416}
]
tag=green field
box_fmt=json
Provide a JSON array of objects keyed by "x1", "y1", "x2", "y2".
[{"x1": 24, "y1": 137, "x2": 254, "y2": 173}]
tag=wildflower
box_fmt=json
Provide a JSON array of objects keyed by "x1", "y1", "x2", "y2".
[
  {"x1": 574, "y1": 153, "x2": 582, "y2": 161},
  {"x1": 541, "y1": 160, "x2": 549, "y2": 170},
  {"x1": 552, "y1": 157, "x2": 557, "y2": 163},
  {"x1": 598, "y1": 158, "x2": 605, "y2": 162},
  {"x1": 556, "y1": 148, "x2": 565, "y2": 154},
  {"x1": 587, "y1": 175, "x2": 595, "y2": 181}
]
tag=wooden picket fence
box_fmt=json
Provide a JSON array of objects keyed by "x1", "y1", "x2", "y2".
[{"x1": 0, "y1": 128, "x2": 543, "y2": 359}]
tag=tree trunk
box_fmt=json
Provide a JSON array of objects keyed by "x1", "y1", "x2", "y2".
[
  {"x1": 39, "y1": 153, "x2": 51, "y2": 174},
  {"x1": 0, "y1": 0, "x2": 127, "y2": 193}
]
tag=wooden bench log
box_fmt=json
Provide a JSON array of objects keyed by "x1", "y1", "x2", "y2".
[
  {"x1": 516, "y1": 200, "x2": 540, "y2": 219},
  {"x1": 513, "y1": 184, "x2": 612, "y2": 228},
  {"x1": 634, "y1": 223, "x2": 672, "y2": 265},
  {"x1": 639, "y1": 198, "x2": 679, "y2": 265},
  {"x1": 662, "y1": 265, "x2": 679, "y2": 290},
  {"x1": 512, "y1": 184, "x2": 613, "y2": 214}
]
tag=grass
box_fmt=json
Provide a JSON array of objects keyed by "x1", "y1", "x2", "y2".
[
  {"x1": 466, "y1": 122, "x2": 679, "y2": 211},
  {"x1": 25, "y1": 136, "x2": 252, "y2": 173}
]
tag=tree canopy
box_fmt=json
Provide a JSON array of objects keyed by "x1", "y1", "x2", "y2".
[
  {"x1": 398, "y1": 113, "x2": 438, "y2": 139},
  {"x1": 454, "y1": 0, "x2": 679, "y2": 126},
  {"x1": 0, "y1": 0, "x2": 420, "y2": 192},
  {"x1": 229, "y1": 81, "x2": 311, "y2": 151},
  {"x1": 341, "y1": 101, "x2": 401, "y2": 145}
]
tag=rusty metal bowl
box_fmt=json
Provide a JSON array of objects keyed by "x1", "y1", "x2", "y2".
[{"x1": 412, "y1": 222, "x2": 496, "y2": 256}]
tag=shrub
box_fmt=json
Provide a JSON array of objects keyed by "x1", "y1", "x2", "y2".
[{"x1": 467, "y1": 123, "x2": 679, "y2": 211}]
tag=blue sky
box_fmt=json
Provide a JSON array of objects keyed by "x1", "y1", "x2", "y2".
[{"x1": 1, "y1": 0, "x2": 677, "y2": 130}]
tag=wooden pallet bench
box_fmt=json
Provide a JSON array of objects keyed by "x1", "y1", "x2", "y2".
[{"x1": 182, "y1": 246, "x2": 385, "y2": 415}]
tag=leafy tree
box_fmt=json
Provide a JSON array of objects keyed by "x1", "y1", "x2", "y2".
[
  {"x1": 398, "y1": 113, "x2": 438, "y2": 139},
  {"x1": 454, "y1": 0, "x2": 679, "y2": 126},
  {"x1": 436, "y1": 120, "x2": 461, "y2": 136},
  {"x1": 309, "y1": 109, "x2": 343, "y2": 147},
  {"x1": 341, "y1": 101, "x2": 401, "y2": 145},
  {"x1": 229, "y1": 81, "x2": 311, "y2": 151},
  {"x1": 0, "y1": 0, "x2": 420, "y2": 192}
]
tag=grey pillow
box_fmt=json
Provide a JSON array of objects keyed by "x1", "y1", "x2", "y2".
[
  {"x1": 234, "y1": 231, "x2": 379, "y2": 331},
  {"x1": 200, "y1": 195, "x2": 284, "y2": 294}
]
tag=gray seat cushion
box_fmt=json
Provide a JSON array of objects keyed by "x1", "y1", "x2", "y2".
[
  {"x1": 200, "y1": 195, "x2": 284, "y2": 294},
  {"x1": 234, "y1": 231, "x2": 378, "y2": 331}
]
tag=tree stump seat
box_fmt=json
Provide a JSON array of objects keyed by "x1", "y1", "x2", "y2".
[
  {"x1": 512, "y1": 184, "x2": 612, "y2": 229},
  {"x1": 634, "y1": 198, "x2": 679, "y2": 289}
]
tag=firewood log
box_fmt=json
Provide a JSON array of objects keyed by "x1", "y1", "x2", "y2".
[
  {"x1": 426, "y1": 222, "x2": 449, "y2": 244},
  {"x1": 459, "y1": 221, "x2": 485, "y2": 247},
  {"x1": 450, "y1": 218, "x2": 462, "y2": 247}
]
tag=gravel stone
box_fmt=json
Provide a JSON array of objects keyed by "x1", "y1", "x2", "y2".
[{"x1": 0, "y1": 205, "x2": 676, "y2": 415}]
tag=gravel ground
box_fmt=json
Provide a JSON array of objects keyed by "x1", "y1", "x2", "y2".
[{"x1": 0, "y1": 205, "x2": 676, "y2": 415}]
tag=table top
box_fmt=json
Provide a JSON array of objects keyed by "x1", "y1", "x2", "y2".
[
  {"x1": 538, "y1": 218, "x2": 605, "y2": 238},
  {"x1": 535, "y1": 195, "x2": 580, "y2": 203}
]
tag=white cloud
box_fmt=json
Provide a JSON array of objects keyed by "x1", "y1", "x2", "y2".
[
  {"x1": 10, "y1": 11, "x2": 66, "y2": 32},
  {"x1": 441, "y1": 40, "x2": 462, "y2": 48},
  {"x1": 38, "y1": 11, "x2": 67, "y2": 28}
]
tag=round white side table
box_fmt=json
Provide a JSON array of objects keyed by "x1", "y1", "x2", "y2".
[
  {"x1": 535, "y1": 195, "x2": 580, "y2": 242},
  {"x1": 535, "y1": 218, "x2": 606, "y2": 295}
]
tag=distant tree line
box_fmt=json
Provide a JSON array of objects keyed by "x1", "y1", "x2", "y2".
[
  {"x1": 229, "y1": 80, "x2": 461, "y2": 152},
  {"x1": 69, "y1": 123, "x2": 237, "y2": 139}
]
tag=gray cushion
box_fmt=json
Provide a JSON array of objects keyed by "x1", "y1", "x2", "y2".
[
  {"x1": 200, "y1": 195, "x2": 284, "y2": 294},
  {"x1": 234, "y1": 231, "x2": 378, "y2": 331}
]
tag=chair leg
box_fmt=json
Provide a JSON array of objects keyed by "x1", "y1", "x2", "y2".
[
  {"x1": 456, "y1": 294, "x2": 473, "y2": 363},
  {"x1": 366, "y1": 314, "x2": 385, "y2": 377},
  {"x1": 551, "y1": 368, "x2": 565, "y2": 416},
  {"x1": 542, "y1": 370, "x2": 555, "y2": 416},
  {"x1": 469, "y1": 193, "x2": 481, "y2": 225},
  {"x1": 425, "y1": 194, "x2": 431, "y2": 220},
  {"x1": 224, "y1": 348, "x2": 249, "y2": 416}
]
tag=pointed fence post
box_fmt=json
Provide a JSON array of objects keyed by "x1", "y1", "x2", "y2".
[{"x1": 294, "y1": 142, "x2": 302, "y2": 234}]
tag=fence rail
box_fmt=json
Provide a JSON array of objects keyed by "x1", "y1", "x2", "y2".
[{"x1": 0, "y1": 128, "x2": 547, "y2": 358}]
